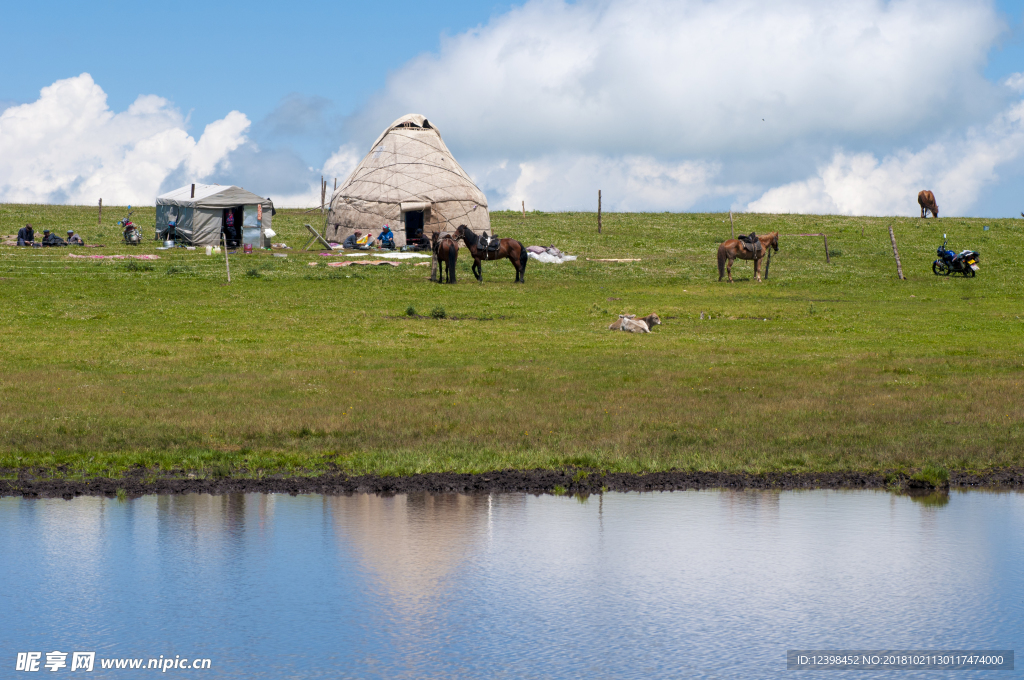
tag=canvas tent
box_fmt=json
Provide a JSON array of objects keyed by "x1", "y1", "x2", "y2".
[
  {"x1": 326, "y1": 114, "x2": 489, "y2": 247},
  {"x1": 156, "y1": 184, "x2": 274, "y2": 247}
]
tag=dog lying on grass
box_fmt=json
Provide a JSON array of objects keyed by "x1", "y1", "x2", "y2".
[{"x1": 609, "y1": 313, "x2": 661, "y2": 333}]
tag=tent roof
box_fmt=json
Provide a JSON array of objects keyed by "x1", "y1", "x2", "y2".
[
  {"x1": 331, "y1": 114, "x2": 487, "y2": 209},
  {"x1": 157, "y1": 184, "x2": 273, "y2": 208}
]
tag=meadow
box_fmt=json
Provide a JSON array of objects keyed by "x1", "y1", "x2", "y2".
[{"x1": 0, "y1": 203, "x2": 1021, "y2": 480}]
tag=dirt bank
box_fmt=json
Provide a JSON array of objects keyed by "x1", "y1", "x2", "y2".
[{"x1": 3, "y1": 467, "x2": 1023, "y2": 499}]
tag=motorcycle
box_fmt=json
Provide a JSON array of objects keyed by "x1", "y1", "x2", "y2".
[
  {"x1": 933, "y1": 234, "x2": 979, "y2": 277},
  {"x1": 119, "y1": 206, "x2": 142, "y2": 246}
]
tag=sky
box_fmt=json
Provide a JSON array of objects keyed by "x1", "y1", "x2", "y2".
[{"x1": 1, "y1": 0, "x2": 1023, "y2": 216}]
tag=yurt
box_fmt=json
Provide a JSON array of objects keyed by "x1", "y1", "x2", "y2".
[{"x1": 326, "y1": 114, "x2": 489, "y2": 247}]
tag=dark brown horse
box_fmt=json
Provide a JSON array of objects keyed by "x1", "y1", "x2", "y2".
[
  {"x1": 432, "y1": 232, "x2": 459, "y2": 284},
  {"x1": 918, "y1": 190, "x2": 939, "y2": 218},
  {"x1": 717, "y1": 232, "x2": 779, "y2": 282},
  {"x1": 453, "y1": 225, "x2": 528, "y2": 283}
]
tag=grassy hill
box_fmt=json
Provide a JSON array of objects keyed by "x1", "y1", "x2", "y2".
[{"x1": 0, "y1": 203, "x2": 1021, "y2": 480}]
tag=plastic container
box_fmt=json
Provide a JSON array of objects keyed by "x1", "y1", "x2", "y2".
[
  {"x1": 164, "y1": 240, "x2": 174, "y2": 248},
  {"x1": 213, "y1": 246, "x2": 221, "y2": 254},
  {"x1": 206, "y1": 246, "x2": 213, "y2": 256}
]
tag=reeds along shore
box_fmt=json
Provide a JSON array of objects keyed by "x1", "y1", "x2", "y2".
[{"x1": 0, "y1": 203, "x2": 1021, "y2": 480}]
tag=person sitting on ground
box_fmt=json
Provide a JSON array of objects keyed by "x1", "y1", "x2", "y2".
[
  {"x1": 17, "y1": 224, "x2": 35, "y2": 246},
  {"x1": 66, "y1": 229, "x2": 84, "y2": 246},
  {"x1": 377, "y1": 225, "x2": 396, "y2": 250},
  {"x1": 407, "y1": 228, "x2": 430, "y2": 250},
  {"x1": 41, "y1": 229, "x2": 67, "y2": 247},
  {"x1": 343, "y1": 231, "x2": 367, "y2": 249}
]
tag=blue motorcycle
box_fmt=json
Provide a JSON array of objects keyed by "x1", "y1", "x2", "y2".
[{"x1": 933, "y1": 234, "x2": 979, "y2": 277}]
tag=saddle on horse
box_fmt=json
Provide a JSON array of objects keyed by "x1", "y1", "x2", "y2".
[
  {"x1": 479, "y1": 232, "x2": 502, "y2": 252},
  {"x1": 737, "y1": 232, "x2": 762, "y2": 254}
]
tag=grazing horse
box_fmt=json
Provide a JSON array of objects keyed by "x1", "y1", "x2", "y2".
[
  {"x1": 431, "y1": 232, "x2": 459, "y2": 284},
  {"x1": 717, "y1": 232, "x2": 779, "y2": 282},
  {"x1": 453, "y1": 225, "x2": 528, "y2": 283},
  {"x1": 918, "y1": 190, "x2": 939, "y2": 218}
]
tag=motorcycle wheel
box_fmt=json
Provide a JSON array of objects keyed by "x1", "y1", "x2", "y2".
[
  {"x1": 932, "y1": 261, "x2": 950, "y2": 276},
  {"x1": 964, "y1": 266, "x2": 975, "y2": 278}
]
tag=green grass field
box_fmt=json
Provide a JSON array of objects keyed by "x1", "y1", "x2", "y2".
[{"x1": 1, "y1": 203, "x2": 1022, "y2": 480}]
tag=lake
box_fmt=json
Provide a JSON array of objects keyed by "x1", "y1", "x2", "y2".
[{"x1": 1, "y1": 490, "x2": 1020, "y2": 678}]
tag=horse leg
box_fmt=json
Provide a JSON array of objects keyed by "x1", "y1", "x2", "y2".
[
  {"x1": 727, "y1": 256, "x2": 734, "y2": 283},
  {"x1": 474, "y1": 259, "x2": 482, "y2": 282},
  {"x1": 755, "y1": 255, "x2": 762, "y2": 282}
]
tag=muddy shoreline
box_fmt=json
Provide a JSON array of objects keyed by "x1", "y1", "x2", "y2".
[{"x1": 3, "y1": 467, "x2": 1023, "y2": 499}]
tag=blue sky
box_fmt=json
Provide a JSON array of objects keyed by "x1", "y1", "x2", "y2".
[{"x1": 2, "y1": 0, "x2": 1023, "y2": 216}]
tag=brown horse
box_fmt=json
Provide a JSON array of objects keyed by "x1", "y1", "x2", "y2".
[
  {"x1": 717, "y1": 232, "x2": 779, "y2": 282},
  {"x1": 432, "y1": 232, "x2": 459, "y2": 284},
  {"x1": 918, "y1": 190, "x2": 939, "y2": 218},
  {"x1": 453, "y1": 225, "x2": 528, "y2": 283}
]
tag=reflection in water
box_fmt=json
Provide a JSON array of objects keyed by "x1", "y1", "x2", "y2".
[
  {"x1": 1, "y1": 490, "x2": 1021, "y2": 679},
  {"x1": 328, "y1": 494, "x2": 488, "y2": 610},
  {"x1": 909, "y1": 491, "x2": 951, "y2": 507}
]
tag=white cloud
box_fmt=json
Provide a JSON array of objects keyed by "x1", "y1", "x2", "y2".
[
  {"x1": 747, "y1": 100, "x2": 1024, "y2": 215},
  {"x1": 0, "y1": 73, "x2": 249, "y2": 205},
  {"x1": 322, "y1": 145, "x2": 361, "y2": 186},
  {"x1": 471, "y1": 154, "x2": 751, "y2": 212},
  {"x1": 1005, "y1": 72, "x2": 1024, "y2": 93},
  {"x1": 4, "y1": 0, "x2": 1018, "y2": 215},
  {"x1": 355, "y1": 0, "x2": 1003, "y2": 158}
]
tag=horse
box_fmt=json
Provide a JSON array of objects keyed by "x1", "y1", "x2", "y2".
[
  {"x1": 918, "y1": 190, "x2": 939, "y2": 218},
  {"x1": 431, "y1": 232, "x2": 459, "y2": 284},
  {"x1": 453, "y1": 225, "x2": 528, "y2": 283},
  {"x1": 717, "y1": 232, "x2": 779, "y2": 282}
]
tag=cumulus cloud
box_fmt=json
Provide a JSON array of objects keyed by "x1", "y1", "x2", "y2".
[
  {"x1": 5, "y1": 0, "x2": 1019, "y2": 214},
  {"x1": 354, "y1": 0, "x2": 1003, "y2": 158},
  {"x1": 467, "y1": 154, "x2": 753, "y2": 211},
  {"x1": 333, "y1": 0, "x2": 1016, "y2": 213},
  {"x1": 0, "y1": 73, "x2": 249, "y2": 205},
  {"x1": 747, "y1": 100, "x2": 1024, "y2": 215}
]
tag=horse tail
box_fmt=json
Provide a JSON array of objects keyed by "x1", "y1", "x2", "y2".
[
  {"x1": 518, "y1": 240, "x2": 528, "y2": 271},
  {"x1": 717, "y1": 244, "x2": 726, "y2": 279},
  {"x1": 447, "y1": 241, "x2": 458, "y2": 282}
]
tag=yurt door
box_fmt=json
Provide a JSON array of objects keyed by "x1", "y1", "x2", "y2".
[{"x1": 403, "y1": 210, "x2": 424, "y2": 242}]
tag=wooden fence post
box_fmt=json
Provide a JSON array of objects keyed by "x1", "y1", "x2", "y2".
[
  {"x1": 222, "y1": 233, "x2": 231, "y2": 283},
  {"x1": 521, "y1": 200, "x2": 525, "y2": 217},
  {"x1": 321, "y1": 176, "x2": 326, "y2": 212},
  {"x1": 598, "y1": 190, "x2": 602, "y2": 234},
  {"x1": 822, "y1": 234, "x2": 830, "y2": 263},
  {"x1": 729, "y1": 210, "x2": 735, "y2": 239},
  {"x1": 888, "y1": 224, "x2": 904, "y2": 280},
  {"x1": 98, "y1": 198, "x2": 103, "y2": 225}
]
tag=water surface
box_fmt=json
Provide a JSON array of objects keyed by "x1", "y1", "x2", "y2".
[{"x1": 1, "y1": 490, "x2": 1021, "y2": 678}]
